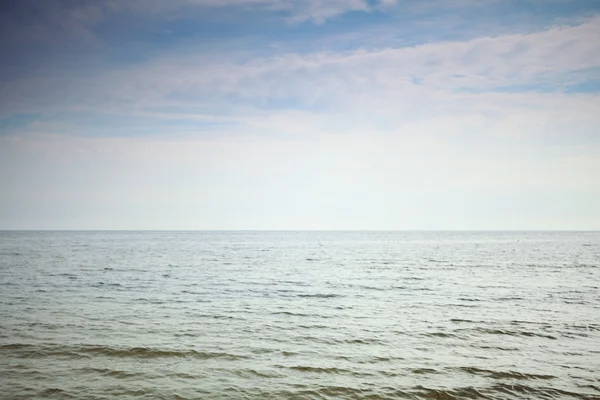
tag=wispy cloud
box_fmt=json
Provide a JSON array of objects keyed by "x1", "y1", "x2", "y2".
[
  {"x1": 3, "y1": 15, "x2": 598, "y2": 125},
  {"x1": 119, "y1": 0, "x2": 398, "y2": 23}
]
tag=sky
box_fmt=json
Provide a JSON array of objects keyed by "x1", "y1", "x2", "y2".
[{"x1": 0, "y1": 0, "x2": 599, "y2": 230}]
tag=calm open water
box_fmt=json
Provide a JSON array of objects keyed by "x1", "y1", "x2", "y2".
[{"x1": 0, "y1": 231, "x2": 599, "y2": 399}]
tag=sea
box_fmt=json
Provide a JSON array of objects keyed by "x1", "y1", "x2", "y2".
[{"x1": 0, "y1": 231, "x2": 599, "y2": 399}]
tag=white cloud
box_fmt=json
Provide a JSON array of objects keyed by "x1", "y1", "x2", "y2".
[
  {"x1": 27, "y1": 13, "x2": 583, "y2": 152},
  {"x1": 1, "y1": 14, "x2": 598, "y2": 153},
  {"x1": 102, "y1": 15, "x2": 598, "y2": 102},
  {"x1": 115, "y1": 0, "x2": 395, "y2": 24},
  {"x1": 3, "y1": 9, "x2": 599, "y2": 118},
  {"x1": 3, "y1": 15, "x2": 599, "y2": 150},
  {"x1": 282, "y1": 0, "x2": 372, "y2": 24}
]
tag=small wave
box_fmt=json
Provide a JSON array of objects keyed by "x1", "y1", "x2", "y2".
[
  {"x1": 561, "y1": 332, "x2": 590, "y2": 339},
  {"x1": 285, "y1": 365, "x2": 369, "y2": 376},
  {"x1": 476, "y1": 328, "x2": 557, "y2": 340},
  {"x1": 132, "y1": 297, "x2": 165, "y2": 304},
  {"x1": 568, "y1": 324, "x2": 600, "y2": 332},
  {"x1": 293, "y1": 335, "x2": 334, "y2": 344},
  {"x1": 344, "y1": 338, "x2": 385, "y2": 344},
  {"x1": 0, "y1": 343, "x2": 32, "y2": 350},
  {"x1": 297, "y1": 293, "x2": 341, "y2": 298},
  {"x1": 411, "y1": 384, "x2": 596, "y2": 400},
  {"x1": 0, "y1": 344, "x2": 247, "y2": 360},
  {"x1": 357, "y1": 356, "x2": 397, "y2": 364},
  {"x1": 80, "y1": 346, "x2": 247, "y2": 360},
  {"x1": 412, "y1": 368, "x2": 439, "y2": 374},
  {"x1": 194, "y1": 314, "x2": 238, "y2": 320},
  {"x1": 275, "y1": 289, "x2": 299, "y2": 293},
  {"x1": 423, "y1": 332, "x2": 457, "y2": 338},
  {"x1": 38, "y1": 388, "x2": 74, "y2": 398},
  {"x1": 168, "y1": 372, "x2": 202, "y2": 379},
  {"x1": 102, "y1": 387, "x2": 155, "y2": 397},
  {"x1": 234, "y1": 368, "x2": 282, "y2": 378},
  {"x1": 280, "y1": 280, "x2": 311, "y2": 286},
  {"x1": 572, "y1": 263, "x2": 597, "y2": 268},
  {"x1": 81, "y1": 367, "x2": 139, "y2": 379},
  {"x1": 356, "y1": 284, "x2": 387, "y2": 291},
  {"x1": 272, "y1": 311, "x2": 312, "y2": 317},
  {"x1": 249, "y1": 347, "x2": 274, "y2": 354},
  {"x1": 489, "y1": 383, "x2": 589, "y2": 399},
  {"x1": 412, "y1": 385, "x2": 487, "y2": 399},
  {"x1": 476, "y1": 345, "x2": 519, "y2": 352},
  {"x1": 447, "y1": 303, "x2": 479, "y2": 308},
  {"x1": 577, "y1": 384, "x2": 600, "y2": 392},
  {"x1": 180, "y1": 290, "x2": 211, "y2": 297},
  {"x1": 283, "y1": 386, "x2": 411, "y2": 399},
  {"x1": 298, "y1": 324, "x2": 330, "y2": 329},
  {"x1": 459, "y1": 367, "x2": 556, "y2": 380}
]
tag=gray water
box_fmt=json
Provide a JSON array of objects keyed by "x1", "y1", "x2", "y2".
[{"x1": 1, "y1": 231, "x2": 599, "y2": 399}]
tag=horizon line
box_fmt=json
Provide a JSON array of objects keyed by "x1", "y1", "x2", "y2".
[{"x1": 1, "y1": 229, "x2": 599, "y2": 233}]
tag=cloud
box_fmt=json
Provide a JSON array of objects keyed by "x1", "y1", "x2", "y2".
[
  {"x1": 122, "y1": 0, "x2": 397, "y2": 24},
  {"x1": 282, "y1": 0, "x2": 373, "y2": 24},
  {"x1": 2, "y1": 14, "x2": 599, "y2": 150},
  {"x1": 53, "y1": 17, "x2": 600, "y2": 119},
  {"x1": 0, "y1": 0, "x2": 397, "y2": 45}
]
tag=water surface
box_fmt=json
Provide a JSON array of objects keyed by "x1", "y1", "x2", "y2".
[{"x1": 1, "y1": 231, "x2": 599, "y2": 399}]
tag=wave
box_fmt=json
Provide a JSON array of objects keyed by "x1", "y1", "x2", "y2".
[
  {"x1": 284, "y1": 366, "x2": 372, "y2": 377},
  {"x1": 343, "y1": 338, "x2": 386, "y2": 344},
  {"x1": 475, "y1": 345, "x2": 520, "y2": 352},
  {"x1": 475, "y1": 328, "x2": 557, "y2": 340},
  {"x1": 80, "y1": 367, "x2": 140, "y2": 379},
  {"x1": 423, "y1": 332, "x2": 458, "y2": 338},
  {"x1": 161, "y1": 384, "x2": 600, "y2": 399},
  {"x1": 0, "y1": 344, "x2": 248, "y2": 360},
  {"x1": 412, "y1": 384, "x2": 595, "y2": 400},
  {"x1": 459, "y1": 367, "x2": 556, "y2": 380},
  {"x1": 567, "y1": 324, "x2": 600, "y2": 332},
  {"x1": 412, "y1": 368, "x2": 440, "y2": 374},
  {"x1": 38, "y1": 388, "x2": 75, "y2": 398},
  {"x1": 232, "y1": 368, "x2": 282, "y2": 378},
  {"x1": 450, "y1": 318, "x2": 477, "y2": 323},
  {"x1": 297, "y1": 324, "x2": 329, "y2": 329},
  {"x1": 272, "y1": 311, "x2": 313, "y2": 317},
  {"x1": 488, "y1": 383, "x2": 591, "y2": 399},
  {"x1": 577, "y1": 384, "x2": 600, "y2": 392}
]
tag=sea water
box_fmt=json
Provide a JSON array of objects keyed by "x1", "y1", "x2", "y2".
[{"x1": 1, "y1": 231, "x2": 599, "y2": 399}]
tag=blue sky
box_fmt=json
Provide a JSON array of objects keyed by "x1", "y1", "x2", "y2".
[{"x1": 0, "y1": 0, "x2": 599, "y2": 229}]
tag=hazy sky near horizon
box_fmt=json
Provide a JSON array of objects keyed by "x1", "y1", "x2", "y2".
[{"x1": 1, "y1": 0, "x2": 599, "y2": 230}]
